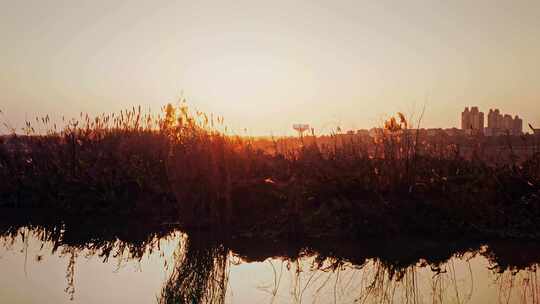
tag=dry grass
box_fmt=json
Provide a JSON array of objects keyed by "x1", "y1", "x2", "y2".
[{"x1": 1, "y1": 105, "x2": 540, "y2": 239}]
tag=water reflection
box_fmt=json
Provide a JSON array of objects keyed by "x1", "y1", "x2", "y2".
[
  {"x1": 0, "y1": 216, "x2": 539, "y2": 303},
  {"x1": 159, "y1": 236, "x2": 228, "y2": 304}
]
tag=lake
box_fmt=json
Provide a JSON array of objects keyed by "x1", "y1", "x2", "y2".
[{"x1": 0, "y1": 221, "x2": 539, "y2": 303}]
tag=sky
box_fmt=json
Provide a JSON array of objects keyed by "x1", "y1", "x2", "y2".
[{"x1": 1, "y1": 0, "x2": 540, "y2": 135}]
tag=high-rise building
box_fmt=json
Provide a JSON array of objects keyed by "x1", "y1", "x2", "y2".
[
  {"x1": 503, "y1": 114, "x2": 513, "y2": 130},
  {"x1": 488, "y1": 109, "x2": 500, "y2": 129},
  {"x1": 484, "y1": 108, "x2": 523, "y2": 136},
  {"x1": 478, "y1": 111, "x2": 484, "y2": 131},
  {"x1": 461, "y1": 107, "x2": 470, "y2": 130},
  {"x1": 461, "y1": 106, "x2": 484, "y2": 134},
  {"x1": 513, "y1": 115, "x2": 523, "y2": 135}
]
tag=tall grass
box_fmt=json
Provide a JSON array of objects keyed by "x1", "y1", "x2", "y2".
[{"x1": 1, "y1": 105, "x2": 539, "y2": 238}]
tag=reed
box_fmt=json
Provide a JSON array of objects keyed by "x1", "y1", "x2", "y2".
[{"x1": 0, "y1": 104, "x2": 539, "y2": 239}]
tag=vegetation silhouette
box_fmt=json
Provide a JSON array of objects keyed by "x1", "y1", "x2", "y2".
[{"x1": 0, "y1": 102, "x2": 539, "y2": 241}]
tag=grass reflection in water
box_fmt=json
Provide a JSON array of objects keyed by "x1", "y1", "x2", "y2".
[{"x1": 1, "y1": 216, "x2": 539, "y2": 303}]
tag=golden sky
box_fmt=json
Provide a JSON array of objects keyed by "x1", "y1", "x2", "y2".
[{"x1": 1, "y1": 0, "x2": 540, "y2": 135}]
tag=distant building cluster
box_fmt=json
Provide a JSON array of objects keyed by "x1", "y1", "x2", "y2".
[
  {"x1": 486, "y1": 109, "x2": 523, "y2": 136},
  {"x1": 363, "y1": 127, "x2": 464, "y2": 138},
  {"x1": 294, "y1": 106, "x2": 530, "y2": 138},
  {"x1": 461, "y1": 107, "x2": 523, "y2": 136}
]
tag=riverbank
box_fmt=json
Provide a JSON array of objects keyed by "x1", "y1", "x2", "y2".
[{"x1": 1, "y1": 105, "x2": 539, "y2": 241}]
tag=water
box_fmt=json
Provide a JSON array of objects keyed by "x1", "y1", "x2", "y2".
[{"x1": 0, "y1": 222, "x2": 539, "y2": 303}]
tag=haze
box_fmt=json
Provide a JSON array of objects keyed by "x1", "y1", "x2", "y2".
[{"x1": 1, "y1": 0, "x2": 540, "y2": 135}]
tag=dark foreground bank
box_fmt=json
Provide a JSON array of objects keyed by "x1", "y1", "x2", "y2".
[{"x1": 1, "y1": 105, "x2": 540, "y2": 241}]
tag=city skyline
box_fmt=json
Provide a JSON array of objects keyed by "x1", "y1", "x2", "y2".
[
  {"x1": 336, "y1": 106, "x2": 532, "y2": 137},
  {"x1": 461, "y1": 106, "x2": 524, "y2": 136}
]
